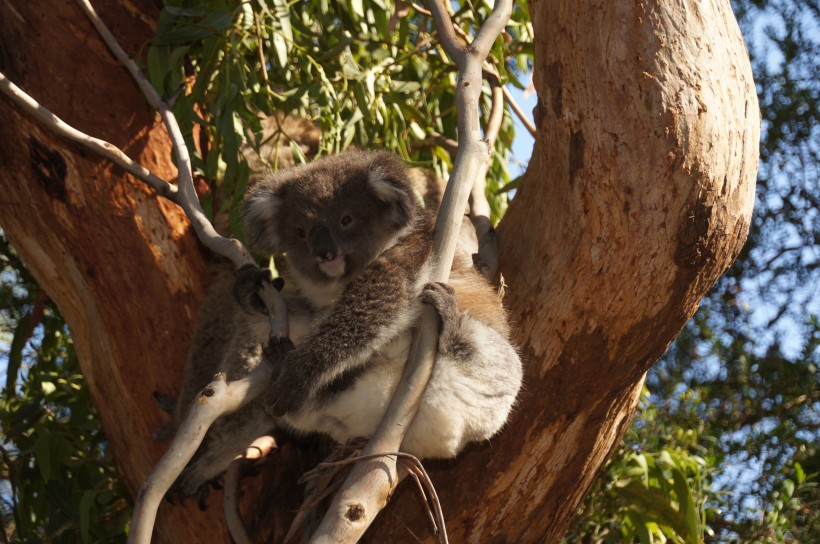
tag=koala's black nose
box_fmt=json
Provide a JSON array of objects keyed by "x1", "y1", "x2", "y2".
[{"x1": 309, "y1": 225, "x2": 337, "y2": 261}]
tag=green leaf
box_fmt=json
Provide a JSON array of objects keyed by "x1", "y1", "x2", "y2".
[
  {"x1": 670, "y1": 463, "x2": 701, "y2": 543},
  {"x1": 153, "y1": 10, "x2": 233, "y2": 45},
  {"x1": 616, "y1": 481, "x2": 691, "y2": 539},
  {"x1": 6, "y1": 309, "x2": 31, "y2": 393},
  {"x1": 347, "y1": 0, "x2": 365, "y2": 19},
  {"x1": 392, "y1": 80, "x2": 422, "y2": 94},
  {"x1": 290, "y1": 142, "x2": 307, "y2": 165},
  {"x1": 40, "y1": 381, "x2": 56, "y2": 396},
  {"x1": 34, "y1": 432, "x2": 52, "y2": 482},
  {"x1": 626, "y1": 510, "x2": 654, "y2": 544},
  {"x1": 352, "y1": 82, "x2": 372, "y2": 120},
  {"x1": 782, "y1": 478, "x2": 795, "y2": 498},
  {"x1": 795, "y1": 462, "x2": 805, "y2": 484},
  {"x1": 80, "y1": 490, "x2": 96, "y2": 544},
  {"x1": 496, "y1": 175, "x2": 521, "y2": 194}
]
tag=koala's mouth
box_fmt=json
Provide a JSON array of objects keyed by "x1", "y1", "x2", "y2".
[{"x1": 318, "y1": 255, "x2": 346, "y2": 278}]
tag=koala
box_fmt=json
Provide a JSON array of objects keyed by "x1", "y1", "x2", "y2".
[{"x1": 173, "y1": 149, "x2": 522, "y2": 499}]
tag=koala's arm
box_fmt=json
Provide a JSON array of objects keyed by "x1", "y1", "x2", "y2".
[{"x1": 268, "y1": 260, "x2": 419, "y2": 414}]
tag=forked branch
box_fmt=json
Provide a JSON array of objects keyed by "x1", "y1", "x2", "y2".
[
  {"x1": 76, "y1": 0, "x2": 254, "y2": 269},
  {"x1": 0, "y1": 80, "x2": 290, "y2": 544},
  {"x1": 1, "y1": 29, "x2": 285, "y2": 544},
  {"x1": 129, "y1": 367, "x2": 274, "y2": 544}
]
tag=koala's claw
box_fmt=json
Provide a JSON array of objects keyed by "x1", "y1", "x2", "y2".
[
  {"x1": 197, "y1": 486, "x2": 210, "y2": 511},
  {"x1": 263, "y1": 336, "x2": 295, "y2": 365},
  {"x1": 233, "y1": 264, "x2": 275, "y2": 315},
  {"x1": 169, "y1": 465, "x2": 219, "y2": 509},
  {"x1": 420, "y1": 282, "x2": 458, "y2": 320},
  {"x1": 265, "y1": 365, "x2": 304, "y2": 417},
  {"x1": 421, "y1": 282, "x2": 466, "y2": 351},
  {"x1": 265, "y1": 382, "x2": 299, "y2": 417}
]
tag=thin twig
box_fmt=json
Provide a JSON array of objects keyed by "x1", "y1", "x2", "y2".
[
  {"x1": 76, "y1": 0, "x2": 253, "y2": 269},
  {"x1": 285, "y1": 441, "x2": 366, "y2": 543},
  {"x1": 254, "y1": 12, "x2": 271, "y2": 89},
  {"x1": 316, "y1": 452, "x2": 448, "y2": 544},
  {"x1": 409, "y1": 132, "x2": 459, "y2": 154},
  {"x1": 224, "y1": 435, "x2": 278, "y2": 544},
  {"x1": 398, "y1": 458, "x2": 447, "y2": 544},
  {"x1": 502, "y1": 85, "x2": 536, "y2": 137},
  {"x1": 410, "y1": 3, "x2": 432, "y2": 17},
  {"x1": 63, "y1": 4, "x2": 291, "y2": 544},
  {"x1": 0, "y1": 72, "x2": 179, "y2": 201},
  {"x1": 451, "y1": 19, "x2": 537, "y2": 138}
]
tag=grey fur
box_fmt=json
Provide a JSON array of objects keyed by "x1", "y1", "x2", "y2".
[{"x1": 172, "y1": 150, "x2": 522, "y2": 499}]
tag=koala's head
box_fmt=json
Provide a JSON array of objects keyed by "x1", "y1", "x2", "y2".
[{"x1": 243, "y1": 150, "x2": 420, "y2": 283}]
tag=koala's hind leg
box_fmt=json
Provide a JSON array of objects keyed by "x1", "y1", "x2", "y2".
[
  {"x1": 172, "y1": 401, "x2": 273, "y2": 502},
  {"x1": 418, "y1": 280, "x2": 523, "y2": 451}
]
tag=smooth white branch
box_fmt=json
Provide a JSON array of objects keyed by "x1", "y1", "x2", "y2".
[
  {"x1": 224, "y1": 435, "x2": 278, "y2": 544},
  {"x1": 128, "y1": 367, "x2": 274, "y2": 544},
  {"x1": 68, "y1": 3, "x2": 289, "y2": 544},
  {"x1": 76, "y1": 0, "x2": 253, "y2": 269},
  {"x1": 0, "y1": 72, "x2": 179, "y2": 202}
]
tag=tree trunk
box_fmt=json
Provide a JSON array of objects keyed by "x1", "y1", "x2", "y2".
[
  {"x1": 0, "y1": 1, "x2": 228, "y2": 542},
  {"x1": 0, "y1": 0, "x2": 758, "y2": 543}
]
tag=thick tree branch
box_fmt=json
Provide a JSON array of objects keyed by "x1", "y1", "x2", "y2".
[{"x1": 311, "y1": 1, "x2": 513, "y2": 541}]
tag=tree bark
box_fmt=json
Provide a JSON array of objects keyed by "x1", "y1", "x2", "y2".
[
  {"x1": 0, "y1": 0, "x2": 758, "y2": 543},
  {"x1": 0, "y1": 2, "x2": 228, "y2": 542}
]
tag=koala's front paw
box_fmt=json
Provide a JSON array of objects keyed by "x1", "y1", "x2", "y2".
[
  {"x1": 262, "y1": 335, "x2": 295, "y2": 370},
  {"x1": 265, "y1": 365, "x2": 306, "y2": 417},
  {"x1": 420, "y1": 282, "x2": 465, "y2": 354},
  {"x1": 233, "y1": 264, "x2": 280, "y2": 314},
  {"x1": 170, "y1": 463, "x2": 220, "y2": 510},
  {"x1": 420, "y1": 281, "x2": 459, "y2": 322}
]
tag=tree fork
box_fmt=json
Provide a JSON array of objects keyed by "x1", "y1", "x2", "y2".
[
  {"x1": 0, "y1": 0, "x2": 759, "y2": 542},
  {"x1": 357, "y1": 0, "x2": 759, "y2": 540}
]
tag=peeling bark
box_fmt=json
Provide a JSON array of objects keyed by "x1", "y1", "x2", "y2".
[{"x1": 0, "y1": 0, "x2": 758, "y2": 543}]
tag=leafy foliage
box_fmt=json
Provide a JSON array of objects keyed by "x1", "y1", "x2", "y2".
[
  {"x1": 0, "y1": 232, "x2": 130, "y2": 543},
  {"x1": 145, "y1": 0, "x2": 533, "y2": 230}
]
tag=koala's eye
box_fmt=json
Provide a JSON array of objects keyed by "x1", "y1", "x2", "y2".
[
  {"x1": 340, "y1": 215, "x2": 353, "y2": 227},
  {"x1": 296, "y1": 227, "x2": 306, "y2": 238}
]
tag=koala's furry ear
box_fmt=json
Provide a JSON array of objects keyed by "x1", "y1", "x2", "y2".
[
  {"x1": 366, "y1": 152, "x2": 418, "y2": 229},
  {"x1": 242, "y1": 175, "x2": 288, "y2": 256}
]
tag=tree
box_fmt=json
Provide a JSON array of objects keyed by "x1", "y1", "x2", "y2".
[
  {"x1": 0, "y1": 0, "x2": 759, "y2": 542},
  {"x1": 564, "y1": 0, "x2": 819, "y2": 542}
]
